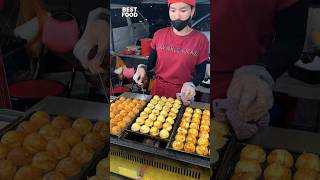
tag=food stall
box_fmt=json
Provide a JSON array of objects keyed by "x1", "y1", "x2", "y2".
[
  {"x1": 0, "y1": 96, "x2": 108, "y2": 180},
  {"x1": 110, "y1": 92, "x2": 211, "y2": 180}
]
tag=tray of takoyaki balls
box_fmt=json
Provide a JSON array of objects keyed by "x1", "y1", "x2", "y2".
[
  {"x1": 110, "y1": 92, "x2": 152, "y2": 137},
  {"x1": 167, "y1": 103, "x2": 212, "y2": 159},
  {"x1": 125, "y1": 95, "x2": 184, "y2": 145},
  {"x1": 217, "y1": 142, "x2": 320, "y2": 180},
  {"x1": 0, "y1": 111, "x2": 108, "y2": 180}
]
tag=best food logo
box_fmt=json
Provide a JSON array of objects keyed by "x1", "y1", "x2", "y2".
[{"x1": 122, "y1": 7, "x2": 138, "y2": 17}]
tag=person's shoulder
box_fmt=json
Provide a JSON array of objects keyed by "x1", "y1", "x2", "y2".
[
  {"x1": 154, "y1": 27, "x2": 171, "y2": 36},
  {"x1": 192, "y1": 30, "x2": 209, "y2": 43}
]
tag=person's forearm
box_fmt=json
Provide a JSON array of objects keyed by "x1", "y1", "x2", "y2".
[
  {"x1": 145, "y1": 48, "x2": 157, "y2": 71},
  {"x1": 257, "y1": 0, "x2": 308, "y2": 80},
  {"x1": 192, "y1": 60, "x2": 207, "y2": 86}
]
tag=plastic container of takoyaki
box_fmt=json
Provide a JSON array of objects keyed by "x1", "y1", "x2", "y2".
[
  {"x1": 0, "y1": 111, "x2": 109, "y2": 180},
  {"x1": 166, "y1": 105, "x2": 211, "y2": 160},
  {"x1": 110, "y1": 92, "x2": 152, "y2": 138},
  {"x1": 122, "y1": 105, "x2": 186, "y2": 148},
  {"x1": 215, "y1": 139, "x2": 308, "y2": 180}
]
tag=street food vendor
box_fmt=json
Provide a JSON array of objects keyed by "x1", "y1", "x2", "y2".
[
  {"x1": 133, "y1": 0, "x2": 209, "y2": 105},
  {"x1": 212, "y1": 0, "x2": 308, "y2": 139}
]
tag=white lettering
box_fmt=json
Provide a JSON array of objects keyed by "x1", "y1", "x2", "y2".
[
  {"x1": 121, "y1": 7, "x2": 138, "y2": 17},
  {"x1": 122, "y1": 12, "x2": 138, "y2": 17}
]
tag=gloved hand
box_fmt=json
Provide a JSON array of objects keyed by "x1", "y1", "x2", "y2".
[
  {"x1": 176, "y1": 82, "x2": 196, "y2": 105},
  {"x1": 213, "y1": 98, "x2": 270, "y2": 140},
  {"x1": 176, "y1": 92, "x2": 194, "y2": 106},
  {"x1": 181, "y1": 82, "x2": 196, "y2": 100},
  {"x1": 133, "y1": 64, "x2": 147, "y2": 86},
  {"x1": 73, "y1": 8, "x2": 108, "y2": 74},
  {"x1": 227, "y1": 65, "x2": 274, "y2": 122}
]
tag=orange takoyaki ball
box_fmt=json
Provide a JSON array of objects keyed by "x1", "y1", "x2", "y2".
[
  {"x1": 200, "y1": 125, "x2": 210, "y2": 133},
  {"x1": 203, "y1": 110, "x2": 210, "y2": 116},
  {"x1": 191, "y1": 117, "x2": 201, "y2": 125},
  {"x1": 177, "y1": 127, "x2": 188, "y2": 136},
  {"x1": 188, "y1": 129, "x2": 199, "y2": 137},
  {"x1": 175, "y1": 134, "x2": 185, "y2": 142},
  {"x1": 117, "y1": 121, "x2": 126, "y2": 129},
  {"x1": 186, "y1": 135, "x2": 197, "y2": 144},
  {"x1": 172, "y1": 141, "x2": 184, "y2": 150},
  {"x1": 194, "y1": 109, "x2": 202, "y2": 115},
  {"x1": 185, "y1": 107, "x2": 193, "y2": 114},
  {"x1": 111, "y1": 126, "x2": 121, "y2": 135},
  {"x1": 184, "y1": 142, "x2": 195, "y2": 153},
  {"x1": 189, "y1": 123, "x2": 199, "y2": 130},
  {"x1": 122, "y1": 116, "x2": 132, "y2": 124}
]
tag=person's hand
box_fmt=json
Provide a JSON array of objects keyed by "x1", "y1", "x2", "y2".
[
  {"x1": 181, "y1": 82, "x2": 196, "y2": 100},
  {"x1": 227, "y1": 65, "x2": 274, "y2": 122},
  {"x1": 133, "y1": 65, "x2": 146, "y2": 86},
  {"x1": 213, "y1": 98, "x2": 270, "y2": 140},
  {"x1": 73, "y1": 15, "x2": 109, "y2": 74},
  {"x1": 176, "y1": 82, "x2": 196, "y2": 105}
]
